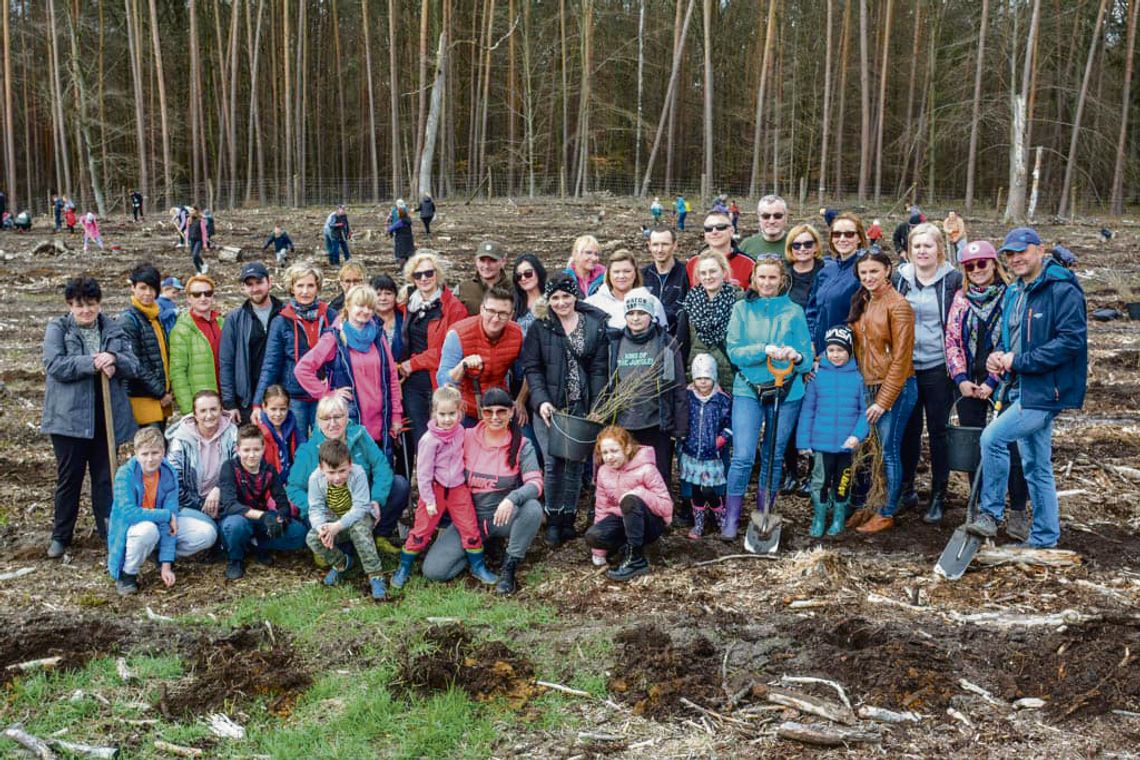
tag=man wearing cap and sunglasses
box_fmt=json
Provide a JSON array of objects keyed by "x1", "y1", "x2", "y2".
[
  {"x1": 458, "y1": 240, "x2": 511, "y2": 316},
  {"x1": 220, "y1": 262, "x2": 284, "y2": 424},
  {"x1": 965, "y1": 227, "x2": 1087, "y2": 549}
]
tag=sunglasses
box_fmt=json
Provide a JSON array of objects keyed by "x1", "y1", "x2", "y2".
[
  {"x1": 412, "y1": 269, "x2": 436, "y2": 280},
  {"x1": 963, "y1": 260, "x2": 992, "y2": 272},
  {"x1": 790, "y1": 241, "x2": 816, "y2": 251},
  {"x1": 514, "y1": 269, "x2": 536, "y2": 281},
  {"x1": 831, "y1": 230, "x2": 859, "y2": 239},
  {"x1": 703, "y1": 223, "x2": 732, "y2": 232},
  {"x1": 755, "y1": 253, "x2": 782, "y2": 261},
  {"x1": 189, "y1": 290, "x2": 214, "y2": 298},
  {"x1": 480, "y1": 407, "x2": 512, "y2": 418},
  {"x1": 760, "y1": 212, "x2": 785, "y2": 220}
]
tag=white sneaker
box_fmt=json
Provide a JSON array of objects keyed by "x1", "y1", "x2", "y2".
[
  {"x1": 201, "y1": 263, "x2": 209, "y2": 274},
  {"x1": 591, "y1": 552, "x2": 607, "y2": 567}
]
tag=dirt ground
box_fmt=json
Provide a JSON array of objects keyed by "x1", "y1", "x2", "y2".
[{"x1": 1, "y1": 197, "x2": 1139, "y2": 755}]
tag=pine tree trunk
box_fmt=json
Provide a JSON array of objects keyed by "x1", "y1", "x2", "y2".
[
  {"x1": 388, "y1": 0, "x2": 401, "y2": 198},
  {"x1": 361, "y1": 0, "x2": 379, "y2": 202},
  {"x1": 522, "y1": 0, "x2": 536, "y2": 197},
  {"x1": 833, "y1": 0, "x2": 851, "y2": 194},
  {"x1": 47, "y1": 0, "x2": 72, "y2": 196},
  {"x1": 244, "y1": 0, "x2": 266, "y2": 203},
  {"x1": 1, "y1": 0, "x2": 14, "y2": 208},
  {"x1": 748, "y1": 0, "x2": 777, "y2": 198},
  {"x1": 124, "y1": 0, "x2": 147, "y2": 208},
  {"x1": 282, "y1": 0, "x2": 293, "y2": 205},
  {"x1": 965, "y1": 0, "x2": 989, "y2": 212},
  {"x1": 857, "y1": 0, "x2": 870, "y2": 200},
  {"x1": 872, "y1": 0, "x2": 893, "y2": 202},
  {"x1": 227, "y1": 0, "x2": 240, "y2": 208},
  {"x1": 1004, "y1": 0, "x2": 1041, "y2": 225},
  {"x1": 559, "y1": 0, "x2": 568, "y2": 195},
  {"x1": 332, "y1": 0, "x2": 348, "y2": 199},
  {"x1": 1057, "y1": 0, "x2": 1108, "y2": 218},
  {"x1": 634, "y1": 0, "x2": 645, "y2": 195},
  {"x1": 573, "y1": 0, "x2": 593, "y2": 196},
  {"x1": 639, "y1": 0, "x2": 696, "y2": 197},
  {"x1": 701, "y1": 0, "x2": 713, "y2": 201},
  {"x1": 418, "y1": 29, "x2": 447, "y2": 198},
  {"x1": 64, "y1": 3, "x2": 106, "y2": 216},
  {"x1": 817, "y1": 0, "x2": 833, "y2": 203},
  {"x1": 665, "y1": 0, "x2": 683, "y2": 195},
  {"x1": 412, "y1": 0, "x2": 429, "y2": 196},
  {"x1": 507, "y1": 0, "x2": 516, "y2": 195},
  {"x1": 478, "y1": 0, "x2": 496, "y2": 194},
  {"x1": 294, "y1": 0, "x2": 307, "y2": 206},
  {"x1": 146, "y1": 0, "x2": 171, "y2": 208},
  {"x1": 1110, "y1": 0, "x2": 1138, "y2": 216}
]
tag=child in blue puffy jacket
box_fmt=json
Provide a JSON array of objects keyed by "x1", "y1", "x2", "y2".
[
  {"x1": 678, "y1": 353, "x2": 732, "y2": 540},
  {"x1": 796, "y1": 326, "x2": 869, "y2": 537}
]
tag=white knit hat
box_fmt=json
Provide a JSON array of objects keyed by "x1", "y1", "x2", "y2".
[{"x1": 691, "y1": 353, "x2": 718, "y2": 381}]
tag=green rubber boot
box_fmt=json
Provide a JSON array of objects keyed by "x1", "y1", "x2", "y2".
[
  {"x1": 809, "y1": 495, "x2": 828, "y2": 538},
  {"x1": 828, "y1": 499, "x2": 848, "y2": 536}
]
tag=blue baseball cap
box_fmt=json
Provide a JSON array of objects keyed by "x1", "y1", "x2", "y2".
[
  {"x1": 161, "y1": 276, "x2": 184, "y2": 290},
  {"x1": 999, "y1": 227, "x2": 1042, "y2": 253}
]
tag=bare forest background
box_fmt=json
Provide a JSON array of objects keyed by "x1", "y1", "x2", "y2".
[{"x1": 1, "y1": 0, "x2": 1138, "y2": 223}]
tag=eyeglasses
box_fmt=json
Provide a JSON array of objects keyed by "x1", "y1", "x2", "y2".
[
  {"x1": 482, "y1": 305, "x2": 512, "y2": 321},
  {"x1": 760, "y1": 212, "x2": 785, "y2": 220},
  {"x1": 189, "y1": 290, "x2": 214, "y2": 298},
  {"x1": 963, "y1": 260, "x2": 992, "y2": 272},
  {"x1": 755, "y1": 253, "x2": 782, "y2": 261},
  {"x1": 340, "y1": 278, "x2": 363, "y2": 287},
  {"x1": 412, "y1": 269, "x2": 436, "y2": 280},
  {"x1": 703, "y1": 223, "x2": 732, "y2": 233},
  {"x1": 480, "y1": 407, "x2": 512, "y2": 418},
  {"x1": 514, "y1": 269, "x2": 536, "y2": 281},
  {"x1": 831, "y1": 230, "x2": 859, "y2": 239},
  {"x1": 790, "y1": 241, "x2": 816, "y2": 251},
  {"x1": 318, "y1": 413, "x2": 347, "y2": 422}
]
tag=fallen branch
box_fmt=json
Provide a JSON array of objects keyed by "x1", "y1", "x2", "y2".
[
  {"x1": 6, "y1": 656, "x2": 63, "y2": 673},
  {"x1": 947, "y1": 707, "x2": 973, "y2": 727},
  {"x1": 973, "y1": 547, "x2": 1082, "y2": 568},
  {"x1": 206, "y1": 714, "x2": 245, "y2": 741},
  {"x1": 691, "y1": 553, "x2": 779, "y2": 568},
  {"x1": 679, "y1": 697, "x2": 752, "y2": 726},
  {"x1": 766, "y1": 688, "x2": 856, "y2": 725},
  {"x1": 780, "y1": 676, "x2": 852, "y2": 711},
  {"x1": 948, "y1": 608, "x2": 1101, "y2": 629},
  {"x1": 0, "y1": 567, "x2": 35, "y2": 582},
  {"x1": 535, "y1": 681, "x2": 593, "y2": 698},
  {"x1": 153, "y1": 739, "x2": 203, "y2": 757},
  {"x1": 958, "y1": 678, "x2": 1006, "y2": 707},
  {"x1": 576, "y1": 732, "x2": 623, "y2": 742},
  {"x1": 4, "y1": 723, "x2": 56, "y2": 759},
  {"x1": 857, "y1": 705, "x2": 921, "y2": 723},
  {"x1": 47, "y1": 738, "x2": 119, "y2": 759},
  {"x1": 865, "y1": 592, "x2": 926, "y2": 612},
  {"x1": 775, "y1": 721, "x2": 880, "y2": 746}
]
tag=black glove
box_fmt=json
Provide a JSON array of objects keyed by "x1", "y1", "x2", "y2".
[{"x1": 258, "y1": 510, "x2": 286, "y2": 539}]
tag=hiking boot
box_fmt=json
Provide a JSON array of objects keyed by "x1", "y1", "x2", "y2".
[
  {"x1": 374, "y1": 535, "x2": 401, "y2": 556},
  {"x1": 369, "y1": 576, "x2": 387, "y2": 601},
  {"x1": 856, "y1": 514, "x2": 895, "y2": 533},
  {"x1": 779, "y1": 471, "x2": 798, "y2": 496},
  {"x1": 544, "y1": 514, "x2": 563, "y2": 547},
  {"x1": 466, "y1": 550, "x2": 498, "y2": 585},
  {"x1": 226, "y1": 560, "x2": 245, "y2": 580},
  {"x1": 116, "y1": 573, "x2": 139, "y2": 596},
  {"x1": 495, "y1": 555, "x2": 521, "y2": 596},
  {"x1": 720, "y1": 495, "x2": 744, "y2": 541},
  {"x1": 557, "y1": 513, "x2": 578, "y2": 543},
  {"x1": 253, "y1": 551, "x2": 274, "y2": 566},
  {"x1": 323, "y1": 555, "x2": 353, "y2": 586},
  {"x1": 922, "y1": 490, "x2": 946, "y2": 525},
  {"x1": 965, "y1": 513, "x2": 998, "y2": 538},
  {"x1": 828, "y1": 499, "x2": 847, "y2": 536},
  {"x1": 47, "y1": 540, "x2": 66, "y2": 559},
  {"x1": 607, "y1": 546, "x2": 649, "y2": 582},
  {"x1": 845, "y1": 507, "x2": 876, "y2": 530},
  {"x1": 1005, "y1": 510, "x2": 1030, "y2": 542},
  {"x1": 809, "y1": 496, "x2": 828, "y2": 538},
  {"x1": 899, "y1": 487, "x2": 919, "y2": 512},
  {"x1": 391, "y1": 550, "x2": 416, "y2": 589}
]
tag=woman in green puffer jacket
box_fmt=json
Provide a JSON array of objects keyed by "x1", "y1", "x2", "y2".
[{"x1": 170, "y1": 274, "x2": 225, "y2": 416}]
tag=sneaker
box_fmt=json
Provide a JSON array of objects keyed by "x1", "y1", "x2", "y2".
[
  {"x1": 1009, "y1": 540, "x2": 1057, "y2": 550},
  {"x1": 116, "y1": 573, "x2": 139, "y2": 596},
  {"x1": 1004, "y1": 510, "x2": 1030, "y2": 542},
  {"x1": 201, "y1": 263, "x2": 209, "y2": 274},
  {"x1": 591, "y1": 549, "x2": 608, "y2": 567},
  {"x1": 374, "y1": 535, "x2": 401, "y2": 556},
  {"x1": 323, "y1": 555, "x2": 352, "y2": 586},
  {"x1": 965, "y1": 513, "x2": 998, "y2": 538},
  {"x1": 369, "y1": 576, "x2": 387, "y2": 600},
  {"x1": 47, "y1": 540, "x2": 66, "y2": 559},
  {"x1": 225, "y1": 560, "x2": 245, "y2": 580}
]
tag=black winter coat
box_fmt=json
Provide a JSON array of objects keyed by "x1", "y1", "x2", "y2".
[
  {"x1": 118, "y1": 305, "x2": 168, "y2": 401},
  {"x1": 521, "y1": 302, "x2": 610, "y2": 415}
]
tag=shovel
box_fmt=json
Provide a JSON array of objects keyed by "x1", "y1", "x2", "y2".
[
  {"x1": 933, "y1": 465, "x2": 985, "y2": 580},
  {"x1": 744, "y1": 358, "x2": 796, "y2": 556}
]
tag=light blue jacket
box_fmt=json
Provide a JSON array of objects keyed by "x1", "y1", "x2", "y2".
[{"x1": 726, "y1": 293, "x2": 814, "y2": 403}]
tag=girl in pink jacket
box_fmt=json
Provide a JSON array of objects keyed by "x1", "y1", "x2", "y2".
[
  {"x1": 391, "y1": 386, "x2": 497, "y2": 589},
  {"x1": 584, "y1": 425, "x2": 673, "y2": 582},
  {"x1": 81, "y1": 212, "x2": 104, "y2": 253}
]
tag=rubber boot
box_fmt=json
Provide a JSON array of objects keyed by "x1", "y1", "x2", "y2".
[
  {"x1": 828, "y1": 499, "x2": 847, "y2": 536},
  {"x1": 558, "y1": 512, "x2": 578, "y2": 543},
  {"x1": 607, "y1": 545, "x2": 649, "y2": 581},
  {"x1": 710, "y1": 498, "x2": 727, "y2": 534},
  {"x1": 544, "y1": 513, "x2": 563, "y2": 547},
  {"x1": 495, "y1": 555, "x2": 520, "y2": 595},
  {"x1": 899, "y1": 481, "x2": 919, "y2": 512},
  {"x1": 720, "y1": 495, "x2": 744, "y2": 541},
  {"x1": 809, "y1": 495, "x2": 828, "y2": 538},
  {"x1": 922, "y1": 487, "x2": 946, "y2": 525},
  {"x1": 391, "y1": 550, "x2": 416, "y2": 589},
  {"x1": 688, "y1": 503, "x2": 707, "y2": 540},
  {"x1": 466, "y1": 549, "x2": 498, "y2": 585}
]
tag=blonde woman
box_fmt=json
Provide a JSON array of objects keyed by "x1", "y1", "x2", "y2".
[{"x1": 565, "y1": 234, "x2": 605, "y2": 296}]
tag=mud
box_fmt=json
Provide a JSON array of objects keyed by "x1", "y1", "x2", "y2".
[
  {"x1": 159, "y1": 624, "x2": 311, "y2": 719},
  {"x1": 396, "y1": 623, "x2": 535, "y2": 706},
  {"x1": 607, "y1": 624, "x2": 725, "y2": 719}
]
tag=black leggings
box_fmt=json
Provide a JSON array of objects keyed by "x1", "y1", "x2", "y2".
[
  {"x1": 901, "y1": 365, "x2": 954, "y2": 492},
  {"x1": 583, "y1": 495, "x2": 666, "y2": 550},
  {"x1": 631, "y1": 427, "x2": 674, "y2": 486}
]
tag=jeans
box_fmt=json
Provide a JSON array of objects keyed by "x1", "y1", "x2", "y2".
[
  {"x1": 190, "y1": 239, "x2": 205, "y2": 273},
  {"x1": 324, "y1": 235, "x2": 350, "y2": 266},
  {"x1": 534, "y1": 416, "x2": 585, "y2": 517},
  {"x1": 900, "y1": 365, "x2": 954, "y2": 493},
  {"x1": 584, "y1": 495, "x2": 666, "y2": 550},
  {"x1": 219, "y1": 514, "x2": 307, "y2": 561},
  {"x1": 957, "y1": 396, "x2": 1028, "y2": 511},
  {"x1": 421, "y1": 498, "x2": 544, "y2": 581},
  {"x1": 727, "y1": 395, "x2": 802, "y2": 500},
  {"x1": 375, "y1": 475, "x2": 411, "y2": 537},
  {"x1": 978, "y1": 399, "x2": 1059, "y2": 547},
  {"x1": 677, "y1": 212, "x2": 687, "y2": 231},
  {"x1": 121, "y1": 511, "x2": 218, "y2": 574},
  {"x1": 875, "y1": 377, "x2": 918, "y2": 517},
  {"x1": 290, "y1": 399, "x2": 318, "y2": 439}
]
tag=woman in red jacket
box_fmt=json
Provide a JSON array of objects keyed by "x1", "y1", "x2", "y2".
[
  {"x1": 584, "y1": 425, "x2": 673, "y2": 582},
  {"x1": 397, "y1": 251, "x2": 467, "y2": 449}
]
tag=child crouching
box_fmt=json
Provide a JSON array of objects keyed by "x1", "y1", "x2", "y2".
[
  {"x1": 679, "y1": 353, "x2": 732, "y2": 540},
  {"x1": 218, "y1": 425, "x2": 307, "y2": 580},
  {"x1": 392, "y1": 386, "x2": 496, "y2": 589},
  {"x1": 106, "y1": 427, "x2": 218, "y2": 595},
  {"x1": 305, "y1": 438, "x2": 387, "y2": 600},
  {"x1": 795, "y1": 326, "x2": 869, "y2": 537}
]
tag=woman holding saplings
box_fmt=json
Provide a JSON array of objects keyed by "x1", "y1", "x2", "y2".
[
  {"x1": 723, "y1": 256, "x2": 813, "y2": 541},
  {"x1": 520, "y1": 273, "x2": 610, "y2": 546}
]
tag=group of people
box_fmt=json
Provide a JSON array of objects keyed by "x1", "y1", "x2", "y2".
[{"x1": 40, "y1": 193, "x2": 1088, "y2": 602}]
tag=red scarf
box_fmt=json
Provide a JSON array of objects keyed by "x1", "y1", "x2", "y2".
[{"x1": 192, "y1": 310, "x2": 222, "y2": 389}]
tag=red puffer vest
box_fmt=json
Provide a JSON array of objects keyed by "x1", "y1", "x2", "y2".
[{"x1": 452, "y1": 316, "x2": 523, "y2": 415}]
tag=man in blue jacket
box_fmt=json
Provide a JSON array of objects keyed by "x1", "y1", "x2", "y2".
[
  {"x1": 220, "y1": 262, "x2": 283, "y2": 424},
  {"x1": 966, "y1": 228, "x2": 1087, "y2": 549}
]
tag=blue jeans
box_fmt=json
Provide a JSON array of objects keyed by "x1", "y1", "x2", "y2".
[
  {"x1": 978, "y1": 399, "x2": 1059, "y2": 547},
  {"x1": 290, "y1": 399, "x2": 318, "y2": 439},
  {"x1": 875, "y1": 377, "x2": 918, "y2": 517},
  {"x1": 220, "y1": 514, "x2": 307, "y2": 561},
  {"x1": 324, "y1": 235, "x2": 350, "y2": 265},
  {"x1": 727, "y1": 395, "x2": 802, "y2": 502},
  {"x1": 677, "y1": 212, "x2": 687, "y2": 231},
  {"x1": 375, "y1": 475, "x2": 411, "y2": 537}
]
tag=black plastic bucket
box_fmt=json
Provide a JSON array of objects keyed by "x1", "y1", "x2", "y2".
[
  {"x1": 946, "y1": 397, "x2": 988, "y2": 473},
  {"x1": 548, "y1": 411, "x2": 604, "y2": 463}
]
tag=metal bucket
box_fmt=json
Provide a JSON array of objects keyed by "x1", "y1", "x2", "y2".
[{"x1": 946, "y1": 397, "x2": 990, "y2": 473}]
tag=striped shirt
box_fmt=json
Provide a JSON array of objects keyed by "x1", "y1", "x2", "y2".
[{"x1": 326, "y1": 483, "x2": 352, "y2": 518}]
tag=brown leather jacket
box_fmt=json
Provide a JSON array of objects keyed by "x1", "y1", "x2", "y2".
[{"x1": 852, "y1": 286, "x2": 915, "y2": 410}]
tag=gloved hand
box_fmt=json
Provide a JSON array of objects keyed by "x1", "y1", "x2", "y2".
[{"x1": 258, "y1": 510, "x2": 286, "y2": 539}]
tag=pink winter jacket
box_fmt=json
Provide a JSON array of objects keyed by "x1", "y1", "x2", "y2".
[
  {"x1": 416, "y1": 420, "x2": 467, "y2": 500},
  {"x1": 593, "y1": 445, "x2": 673, "y2": 525}
]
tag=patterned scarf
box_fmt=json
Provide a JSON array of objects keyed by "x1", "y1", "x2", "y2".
[
  {"x1": 964, "y1": 283, "x2": 1005, "y2": 363},
  {"x1": 683, "y1": 283, "x2": 738, "y2": 349}
]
